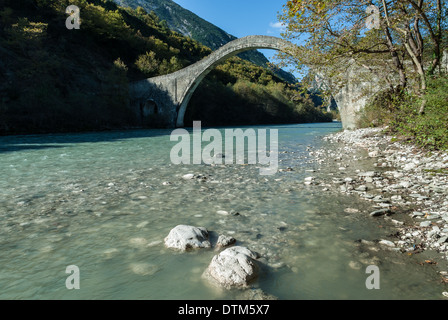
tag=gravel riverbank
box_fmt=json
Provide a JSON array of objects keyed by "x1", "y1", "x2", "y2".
[{"x1": 311, "y1": 127, "x2": 448, "y2": 292}]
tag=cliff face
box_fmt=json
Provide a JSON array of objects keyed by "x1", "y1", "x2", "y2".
[{"x1": 314, "y1": 51, "x2": 448, "y2": 130}]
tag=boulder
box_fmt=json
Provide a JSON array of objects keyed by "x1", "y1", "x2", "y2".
[
  {"x1": 203, "y1": 246, "x2": 260, "y2": 289},
  {"x1": 164, "y1": 225, "x2": 211, "y2": 251},
  {"x1": 216, "y1": 235, "x2": 236, "y2": 249}
]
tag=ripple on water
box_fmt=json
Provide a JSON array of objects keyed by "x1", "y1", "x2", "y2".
[{"x1": 0, "y1": 124, "x2": 445, "y2": 299}]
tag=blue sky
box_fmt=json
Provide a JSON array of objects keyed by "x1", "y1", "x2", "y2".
[{"x1": 172, "y1": 0, "x2": 288, "y2": 63}]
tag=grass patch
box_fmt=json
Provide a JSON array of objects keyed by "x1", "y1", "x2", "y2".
[{"x1": 423, "y1": 168, "x2": 448, "y2": 175}]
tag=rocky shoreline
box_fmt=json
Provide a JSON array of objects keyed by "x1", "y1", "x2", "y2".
[
  {"x1": 312, "y1": 127, "x2": 448, "y2": 292},
  {"x1": 159, "y1": 126, "x2": 448, "y2": 298}
]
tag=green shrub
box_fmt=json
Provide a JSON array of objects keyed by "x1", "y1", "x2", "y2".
[
  {"x1": 392, "y1": 76, "x2": 448, "y2": 150},
  {"x1": 356, "y1": 88, "x2": 405, "y2": 128}
]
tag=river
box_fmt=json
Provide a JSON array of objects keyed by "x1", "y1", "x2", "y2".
[{"x1": 0, "y1": 122, "x2": 444, "y2": 299}]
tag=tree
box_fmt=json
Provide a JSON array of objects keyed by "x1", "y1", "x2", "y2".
[
  {"x1": 278, "y1": 0, "x2": 447, "y2": 106},
  {"x1": 135, "y1": 51, "x2": 159, "y2": 76}
]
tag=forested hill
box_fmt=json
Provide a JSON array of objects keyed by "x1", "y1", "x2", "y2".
[
  {"x1": 0, "y1": 0, "x2": 332, "y2": 135},
  {"x1": 108, "y1": 0, "x2": 297, "y2": 83}
]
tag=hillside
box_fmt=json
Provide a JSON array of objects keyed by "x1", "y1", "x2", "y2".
[
  {"x1": 111, "y1": 0, "x2": 297, "y2": 83},
  {"x1": 0, "y1": 0, "x2": 331, "y2": 135}
]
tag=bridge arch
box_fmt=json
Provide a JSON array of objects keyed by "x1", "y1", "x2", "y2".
[
  {"x1": 174, "y1": 36, "x2": 294, "y2": 127},
  {"x1": 130, "y1": 36, "x2": 295, "y2": 128}
]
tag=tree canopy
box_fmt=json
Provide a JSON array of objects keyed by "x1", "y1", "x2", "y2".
[{"x1": 279, "y1": 0, "x2": 447, "y2": 101}]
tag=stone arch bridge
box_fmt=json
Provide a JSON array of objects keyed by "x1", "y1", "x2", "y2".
[
  {"x1": 129, "y1": 35, "x2": 373, "y2": 129},
  {"x1": 129, "y1": 35, "x2": 295, "y2": 128}
]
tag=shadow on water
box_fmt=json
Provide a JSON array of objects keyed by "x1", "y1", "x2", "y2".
[
  {"x1": 0, "y1": 122, "x2": 343, "y2": 154},
  {"x1": 0, "y1": 128, "x2": 174, "y2": 154}
]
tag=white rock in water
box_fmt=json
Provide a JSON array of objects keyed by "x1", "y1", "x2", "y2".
[
  {"x1": 349, "y1": 261, "x2": 362, "y2": 270},
  {"x1": 399, "y1": 181, "x2": 412, "y2": 188},
  {"x1": 217, "y1": 210, "x2": 230, "y2": 216},
  {"x1": 182, "y1": 174, "x2": 195, "y2": 180},
  {"x1": 216, "y1": 235, "x2": 236, "y2": 249},
  {"x1": 379, "y1": 240, "x2": 395, "y2": 247},
  {"x1": 103, "y1": 248, "x2": 119, "y2": 259},
  {"x1": 136, "y1": 221, "x2": 149, "y2": 228},
  {"x1": 164, "y1": 225, "x2": 211, "y2": 251},
  {"x1": 129, "y1": 237, "x2": 148, "y2": 247},
  {"x1": 129, "y1": 263, "x2": 159, "y2": 276},
  {"x1": 203, "y1": 246, "x2": 260, "y2": 289}
]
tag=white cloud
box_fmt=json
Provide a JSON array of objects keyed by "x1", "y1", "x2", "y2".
[{"x1": 269, "y1": 22, "x2": 285, "y2": 30}]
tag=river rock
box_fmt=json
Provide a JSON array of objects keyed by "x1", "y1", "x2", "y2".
[
  {"x1": 420, "y1": 221, "x2": 432, "y2": 227},
  {"x1": 379, "y1": 240, "x2": 395, "y2": 247},
  {"x1": 438, "y1": 236, "x2": 448, "y2": 244},
  {"x1": 203, "y1": 246, "x2": 260, "y2": 289},
  {"x1": 370, "y1": 209, "x2": 391, "y2": 217},
  {"x1": 355, "y1": 185, "x2": 368, "y2": 192},
  {"x1": 182, "y1": 174, "x2": 195, "y2": 180},
  {"x1": 129, "y1": 263, "x2": 159, "y2": 276},
  {"x1": 164, "y1": 225, "x2": 211, "y2": 251},
  {"x1": 358, "y1": 171, "x2": 378, "y2": 178},
  {"x1": 216, "y1": 235, "x2": 236, "y2": 249},
  {"x1": 236, "y1": 288, "x2": 278, "y2": 300}
]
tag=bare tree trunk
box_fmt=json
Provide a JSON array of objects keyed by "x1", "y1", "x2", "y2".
[
  {"x1": 407, "y1": 0, "x2": 443, "y2": 74},
  {"x1": 380, "y1": 1, "x2": 407, "y2": 90}
]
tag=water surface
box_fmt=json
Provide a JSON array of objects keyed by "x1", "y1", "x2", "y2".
[{"x1": 0, "y1": 123, "x2": 444, "y2": 299}]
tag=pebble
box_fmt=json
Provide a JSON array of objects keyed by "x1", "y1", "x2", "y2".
[
  {"x1": 129, "y1": 237, "x2": 147, "y2": 247},
  {"x1": 216, "y1": 235, "x2": 237, "y2": 249},
  {"x1": 344, "y1": 208, "x2": 359, "y2": 213},
  {"x1": 379, "y1": 240, "x2": 395, "y2": 247},
  {"x1": 319, "y1": 127, "x2": 448, "y2": 265},
  {"x1": 102, "y1": 248, "x2": 119, "y2": 259},
  {"x1": 129, "y1": 263, "x2": 159, "y2": 276},
  {"x1": 349, "y1": 261, "x2": 362, "y2": 270},
  {"x1": 438, "y1": 236, "x2": 448, "y2": 244},
  {"x1": 136, "y1": 221, "x2": 149, "y2": 228},
  {"x1": 182, "y1": 174, "x2": 195, "y2": 180},
  {"x1": 370, "y1": 209, "x2": 391, "y2": 217}
]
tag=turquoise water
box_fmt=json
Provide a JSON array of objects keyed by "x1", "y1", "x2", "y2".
[{"x1": 0, "y1": 123, "x2": 444, "y2": 299}]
